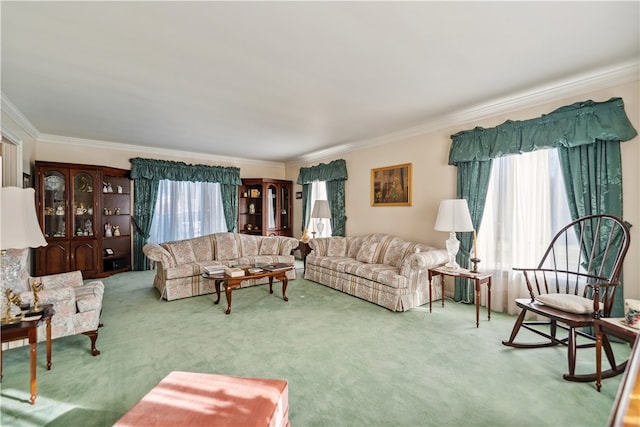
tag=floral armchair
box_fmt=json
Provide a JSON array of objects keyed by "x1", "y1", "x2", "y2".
[{"x1": 7, "y1": 271, "x2": 105, "y2": 356}]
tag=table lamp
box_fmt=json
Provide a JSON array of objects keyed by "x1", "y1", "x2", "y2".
[
  {"x1": 434, "y1": 199, "x2": 473, "y2": 270},
  {"x1": 310, "y1": 200, "x2": 331, "y2": 238},
  {"x1": 1, "y1": 187, "x2": 48, "y2": 323}
]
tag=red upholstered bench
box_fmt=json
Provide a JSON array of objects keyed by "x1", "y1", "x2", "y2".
[{"x1": 113, "y1": 371, "x2": 289, "y2": 427}]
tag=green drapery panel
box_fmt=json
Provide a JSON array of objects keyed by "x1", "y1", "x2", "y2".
[
  {"x1": 449, "y1": 98, "x2": 637, "y2": 165},
  {"x1": 129, "y1": 157, "x2": 242, "y2": 270},
  {"x1": 449, "y1": 97, "x2": 637, "y2": 304},
  {"x1": 297, "y1": 159, "x2": 348, "y2": 237},
  {"x1": 558, "y1": 140, "x2": 629, "y2": 316},
  {"x1": 454, "y1": 161, "x2": 493, "y2": 302}
]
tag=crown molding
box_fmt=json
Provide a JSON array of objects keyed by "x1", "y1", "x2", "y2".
[
  {"x1": 1, "y1": 92, "x2": 40, "y2": 140},
  {"x1": 287, "y1": 60, "x2": 639, "y2": 167},
  {"x1": 37, "y1": 133, "x2": 285, "y2": 169}
]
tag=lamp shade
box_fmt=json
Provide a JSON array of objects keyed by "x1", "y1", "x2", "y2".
[
  {"x1": 311, "y1": 200, "x2": 331, "y2": 219},
  {"x1": 1, "y1": 187, "x2": 47, "y2": 250},
  {"x1": 434, "y1": 199, "x2": 474, "y2": 232}
]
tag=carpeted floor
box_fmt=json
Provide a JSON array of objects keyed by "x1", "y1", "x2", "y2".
[{"x1": 0, "y1": 265, "x2": 630, "y2": 426}]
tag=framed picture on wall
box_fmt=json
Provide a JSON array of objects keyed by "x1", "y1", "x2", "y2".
[{"x1": 371, "y1": 163, "x2": 412, "y2": 206}]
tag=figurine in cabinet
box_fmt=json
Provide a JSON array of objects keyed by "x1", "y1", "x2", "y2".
[
  {"x1": 113, "y1": 225, "x2": 120, "y2": 237},
  {"x1": 104, "y1": 223, "x2": 113, "y2": 237}
]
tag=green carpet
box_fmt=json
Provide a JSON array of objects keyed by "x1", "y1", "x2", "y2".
[{"x1": 0, "y1": 265, "x2": 629, "y2": 426}]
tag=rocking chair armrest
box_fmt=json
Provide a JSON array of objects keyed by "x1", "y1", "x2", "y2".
[{"x1": 586, "y1": 281, "x2": 620, "y2": 318}]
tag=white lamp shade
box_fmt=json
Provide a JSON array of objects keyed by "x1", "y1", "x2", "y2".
[
  {"x1": 311, "y1": 200, "x2": 331, "y2": 219},
  {"x1": 1, "y1": 187, "x2": 47, "y2": 250},
  {"x1": 434, "y1": 199, "x2": 474, "y2": 232}
]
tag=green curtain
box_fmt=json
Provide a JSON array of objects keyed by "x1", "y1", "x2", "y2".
[
  {"x1": 558, "y1": 140, "x2": 628, "y2": 316},
  {"x1": 297, "y1": 159, "x2": 348, "y2": 236},
  {"x1": 129, "y1": 157, "x2": 242, "y2": 270},
  {"x1": 454, "y1": 160, "x2": 493, "y2": 302},
  {"x1": 449, "y1": 97, "x2": 637, "y2": 303}
]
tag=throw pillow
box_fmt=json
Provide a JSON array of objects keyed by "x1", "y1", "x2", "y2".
[
  {"x1": 259, "y1": 237, "x2": 280, "y2": 255},
  {"x1": 535, "y1": 293, "x2": 594, "y2": 314},
  {"x1": 214, "y1": 233, "x2": 240, "y2": 260},
  {"x1": 327, "y1": 238, "x2": 347, "y2": 257},
  {"x1": 356, "y1": 243, "x2": 379, "y2": 264}
]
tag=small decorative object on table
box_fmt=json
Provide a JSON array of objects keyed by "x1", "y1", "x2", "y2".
[
  {"x1": 2, "y1": 289, "x2": 23, "y2": 328},
  {"x1": 30, "y1": 281, "x2": 44, "y2": 314},
  {"x1": 470, "y1": 257, "x2": 481, "y2": 273}
]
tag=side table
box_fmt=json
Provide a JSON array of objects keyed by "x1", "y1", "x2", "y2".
[
  {"x1": 1, "y1": 304, "x2": 55, "y2": 404},
  {"x1": 427, "y1": 266, "x2": 492, "y2": 328},
  {"x1": 594, "y1": 317, "x2": 639, "y2": 392},
  {"x1": 298, "y1": 241, "x2": 311, "y2": 273}
]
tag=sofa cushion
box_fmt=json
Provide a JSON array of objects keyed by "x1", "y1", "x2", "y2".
[
  {"x1": 190, "y1": 235, "x2": 215, "y2": 262},
  {"x1": 535, "y1": 293, "x2": 594, "y2": 314},
  {"x1": 239, "y1": 234, "x2": 261, "y2": 256},
  {"x1": 382, "y1": 237, "x2": 413, "y2": 268},
  {"x1": 259, "y1": 237, "x2": 280, "y2": 255},
  {"x1": 327, "y1": 238, "x2": 347, "y2": 257},
  {"x1": 214, "y1": 233, "x2": 240, "y2": 260},
  {"x1": 163, "y1": 240, "x2": 197, "y2": 264},
  {"x1": 356, "y1": 242, "x2": 380, "y2": 264}
]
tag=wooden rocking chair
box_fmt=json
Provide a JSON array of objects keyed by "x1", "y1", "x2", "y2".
[{"x1": 502, "y1": 214, "x2": 631, "y2": 382}]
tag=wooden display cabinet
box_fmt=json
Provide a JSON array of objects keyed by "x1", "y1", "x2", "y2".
[
  {"x1": 35, "y1": 161, "x2": 132, "y2": 278},
  {"x1": 238, "y1": 179, "x2": 292, "y2": 237}
]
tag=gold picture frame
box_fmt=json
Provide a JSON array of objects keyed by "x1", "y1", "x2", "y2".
[{"x1": 371, "y1": 163, "x2": 412, "y2": 206}]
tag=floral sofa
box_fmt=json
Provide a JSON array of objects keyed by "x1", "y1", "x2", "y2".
[
  {"x1": 3, "y1": 270, "x2": 104, "y2": 356},
  {"x1": 305, "y1": 234, "x2": 449, "y2": 312},
  {"x1": 143, "y1": 232, "x2": 299, "y2": 301}
]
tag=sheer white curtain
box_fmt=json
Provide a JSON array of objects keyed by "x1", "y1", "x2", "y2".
[
  {"x1": 311, "y1": 181, "x2": 332, "y2": 237},
  {"x1": 148, "y1": 180, "x2": 227, "y2": 244},
  {"x1": 476, "y1": 149, "x2": 572, "y2": 314},
  {"x1": 267, "y1": 187, "x2": 276, "y2": 229}
]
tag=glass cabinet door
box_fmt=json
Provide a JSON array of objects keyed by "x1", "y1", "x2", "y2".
[
  {"x1": 72, "y1": 171, "x2": 95, "y2": 237},
  {"x1": 280, "y1": 185, "x2": 289, "y2": 230},
  {"x1": 267, "y1": 185, "x2": 277, "y2": 229},
  {"x1": 43, "y1": 170, "x2": 67, "y2": 238}
]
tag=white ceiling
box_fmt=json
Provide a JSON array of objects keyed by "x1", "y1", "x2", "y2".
[{"x1": 2, "y1": 1, "x2": 639, "y2": 163}]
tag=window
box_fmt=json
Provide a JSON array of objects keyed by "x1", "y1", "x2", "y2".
[
  {"x1": 310, "y1": 181, "x2": 332, "y2": 237},
  {"x1": 476, "y1": 148, "x2": 573, "y2": 313},
  {"x1": 148, "y1": 180, "x2": 227, "y2": 244}
]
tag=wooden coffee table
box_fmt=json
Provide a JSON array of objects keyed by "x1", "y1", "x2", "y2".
[{"x1": 203, "y1": 265, "x2": 294, "y2": 314}]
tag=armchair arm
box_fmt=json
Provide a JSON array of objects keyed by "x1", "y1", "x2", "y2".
[
  {"x1": 586, "y1": 281, "x2": 621, "y2": 318},
  {"x1": 19, "y1": 286, "x2": 76, "y2": 317},
  {"x1": 143, "y1": 243, "x2": 177, "y2": 269}
]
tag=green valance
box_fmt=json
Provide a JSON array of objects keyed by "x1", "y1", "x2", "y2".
[
  {"x1": 130, "y1": 157, "x2": 241, "y2": 185},
  {"x1": 449, "y1": 97, "x2": 637, "y2": 165},
  {"x1": 297, "y1": 159, "x2": 348, "y2": 184}
]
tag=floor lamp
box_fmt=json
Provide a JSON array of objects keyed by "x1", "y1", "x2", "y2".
[
  {"x1": 310, "y1": 200, "x2": 331, "y2": 238},
  {"x1": 434, "y1": 199, "x2": 474, "y2": 270},
  {"x1": 1, "y1": 187, "x2": 48, "y2": 323}
]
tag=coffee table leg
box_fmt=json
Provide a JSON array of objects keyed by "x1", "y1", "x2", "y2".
[
  {"x1": 269, "y1": 276, "x2": 274, "y2": 294},
  {"x1": 214, "y1": 280, "x2": 222, "y2": 305},
  {"x1": 225, "y1": 285, "x2": 233, "y2": 315},
  {"x1": 282, "y1": 275, "x2": 289, "y2": 302}
]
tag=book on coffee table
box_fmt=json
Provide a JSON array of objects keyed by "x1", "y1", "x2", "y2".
[
  {"x1": 224, "y1": 266, "x2": 245, "y2": 277},
  {"x1": 261, "y1": 263, "x2": 293, "y2": 272}
]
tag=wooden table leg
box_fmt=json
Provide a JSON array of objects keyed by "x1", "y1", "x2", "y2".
[
  {"x1": 282, "y1": 276, "x2": 289, "y2": 302},
  {"x1": 28, "y1": 327, "x2": 37, "y2": 405},
  {"x1": 441, "y1": 275, "x2": 445, "y2": 308},
  {"x1": 46, "y1": 317, "x2": 52, "y2": 370},
  {"x1": 475, "y1": 279, "x2": 481, "y2": 328},
  {"x1": 596, "y1": 322, "x2": 603, "y2": 392},
  {"x1": 428, "y1": 272, "x2": 433, "y2": 313},
  {"x1": 269, "y1": 276, "x2": 274, "y2": 294},
  {"x1": 214, "y1": 280, "x2": 222, "y2": 305},
  {"x1": 487, "y1": 277, "x2": 492, "y2": 322},
  {"x1": 224, "y1": 284, "x2": 233, "y2": 315}
]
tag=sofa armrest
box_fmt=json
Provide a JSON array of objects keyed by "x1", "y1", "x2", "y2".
[
  {"x1": 143, "y1": 243, "x2": 177, "y2": 269},
  {"x1": 399, "y1": 249, "x2": 449, "y2": 276},
  {"x1": 36, "y1": 271, "x2": 84, "y2": 289},
  {"x1": 279, "y1": 237, "x2": 300, "y2": 256}
]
